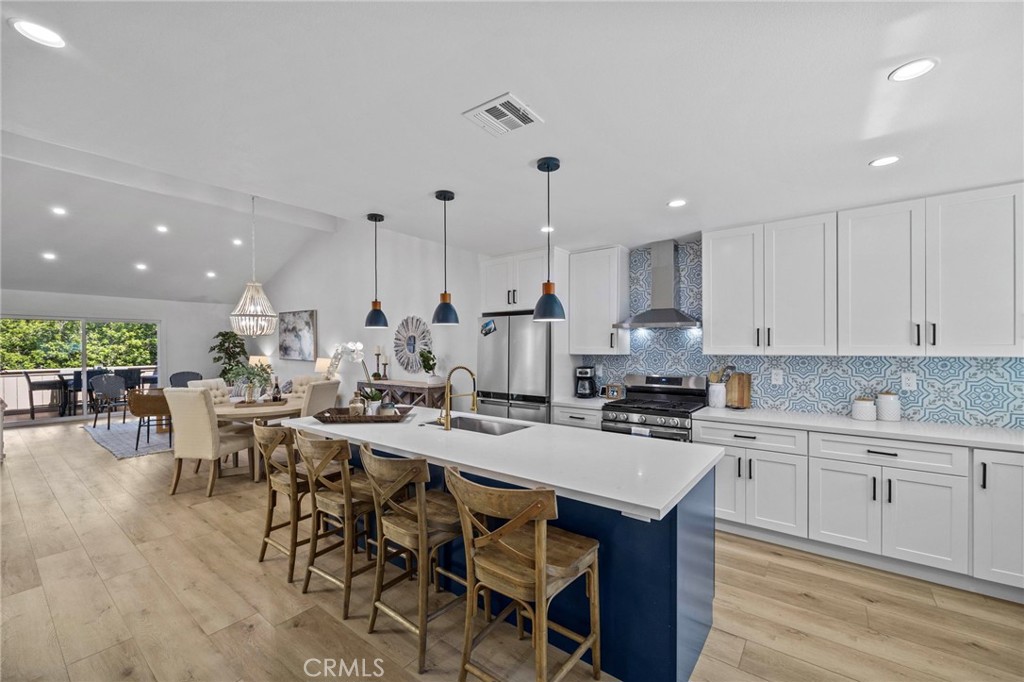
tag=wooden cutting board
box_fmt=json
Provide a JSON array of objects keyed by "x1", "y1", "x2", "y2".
[{"x1": 726, "y1": 373, "x2": 751, "y2": 409}]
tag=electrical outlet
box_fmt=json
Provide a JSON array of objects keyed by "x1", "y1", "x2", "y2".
[
  {"x1": 771, "y1": 369, "x2": 784, "y2": 385},
  {"x1": 901, "y1": 372, "x2": 918, "y2": 391}
]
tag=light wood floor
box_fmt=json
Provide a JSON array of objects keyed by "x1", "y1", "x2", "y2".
[{"x1": 1, "y1": 422, "x2": 1022, "y2": 682}]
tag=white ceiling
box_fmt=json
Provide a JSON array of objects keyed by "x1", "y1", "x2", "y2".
[{"x1": 2, "y1": 2, "x2": 1022, "y2": 299}]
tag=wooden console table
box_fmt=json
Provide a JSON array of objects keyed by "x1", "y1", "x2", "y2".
[{"x1": 357, "y1": 379, "x2": 446, "y2": 409}]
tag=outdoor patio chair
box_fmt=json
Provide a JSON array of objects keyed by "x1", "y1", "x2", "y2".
[
  {"x1": 21, "y1": 371, "x2": 65, "y2": 420},
  {"x1": 90, "y1": 374, "x2": 128, "y2": 429}
]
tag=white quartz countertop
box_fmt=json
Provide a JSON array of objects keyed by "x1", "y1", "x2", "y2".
[
  {"x1": 551, "y1": 396, "x2": 609, "y2": 410},
  {"x1": 694, "y1": 408, "x2": 1024, "y2": 453},
  {"x1": 284, "y1": 407, "x2": 723, "y2": 521}
]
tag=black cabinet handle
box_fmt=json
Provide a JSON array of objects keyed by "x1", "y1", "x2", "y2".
[
  {"x1": 748, "y1": 459, "x2": 753, "y2": 479},
  {"x1": 767, "y1": 327, "x2": 772, "y2": 347},
  {"x1": 733, "y1": 434, "x2": 757, "y2": 440},
  {"x1": 513, "y1": 289, "x2": 518, "y2": 304},
  {"x1": 981, "y1": 462, "x2": 988, "y2": 489},
  {"x1": 610, "y1": 332, "x2": 615, "y2": 349},
  {"x1": 867, "y1": 449, "x2": 899, "y2": 457},
  {"x1": 568, "y1": 415, "x2": 584, "y2": 421},
  {"x1": 931, "y1": 323, "x2": 937, "y2": 346},
  {"x1": 872, "y1": 476, "x2": 877, "y2": 501},
  {"x1": 737, "y1": 457, "x2": 742, "y2": 478},
  {"x1": 506, "y1": 290, "x2": 512, "y2": 305},
  {"x1": 887, "y1": 479, "x2": 893, "y2": 504},
  {"x1": 915, "y1": 323, "x2": 921, "y2": 346},
  {"x1": 756, "y1": 328, "x2": 760, "y2": 347}
]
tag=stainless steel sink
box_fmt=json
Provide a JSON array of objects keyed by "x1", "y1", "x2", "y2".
[{"x1": 447, "y1": 416, "x2": 531, "y2": 436}]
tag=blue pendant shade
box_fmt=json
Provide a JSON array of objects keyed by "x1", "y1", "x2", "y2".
[
  {"x1": 433, "y1": 190, "x2": 460, "y2": 325},
  {"x1": 533, "y1": 157, "x2": 566, "y2": 322},
  {"x1": 364, "y1": 213, "x2": 389, "y2": 328}
]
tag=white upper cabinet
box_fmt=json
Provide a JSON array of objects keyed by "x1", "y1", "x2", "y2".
[
  {"x1": 480, "y1": 250, "x2": 550, "y2": 312},
  {"x1": 925, "y1": 183, "x2": 1023, "y2": 357},
  {"x1": 703, "y1": 216, "x2": 836, "y2": 356},
  {"x1": 702, "y1": 224, "x2": 764, "y2": 355},
  {"x1": 764, "y1": 213, "x2": 837, "y2": 355},
  {"x1": 569, "y1": 246, "x2": 630, "y2": 355},
  {"x1": 838, "y1": 200, "x2": 926, "y2": 355}
]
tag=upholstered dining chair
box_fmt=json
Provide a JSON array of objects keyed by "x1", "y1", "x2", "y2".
[
  {"x1": 300, "y1": 379, "x2": 341, "y2": 417},
  {"x1": 164, "y1": 388, "x2": 255, "y2": 497},
  {"x1": 90, "y1": 373, "x2": 128, "y2": 429},
  {"x1": 169, "y1": 371, "x2": 203, "y2": 388},
  {"x1": 187, "y1": 378, "x2": 232, "y2": 405}
]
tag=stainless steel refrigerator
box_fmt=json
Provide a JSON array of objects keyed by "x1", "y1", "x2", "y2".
[{"x1": 476, "y1": 313, "x2": 550, "y2": 423}]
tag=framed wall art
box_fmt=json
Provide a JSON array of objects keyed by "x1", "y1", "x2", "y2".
[{"x1": 278, "y1": 310, "x2": 318, "y2": 361}]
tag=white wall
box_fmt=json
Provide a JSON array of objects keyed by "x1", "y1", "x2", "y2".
[
  {"x1": 258, "y1": 222, "x2": 481, "y2": 403},
  {"x1": 0, "y1": 289, "x2": 234, "y2": 380}
]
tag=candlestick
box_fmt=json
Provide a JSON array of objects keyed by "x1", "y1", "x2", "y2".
[{"x1": 381, "y1": 361, "x2": 389, "y2": 381}]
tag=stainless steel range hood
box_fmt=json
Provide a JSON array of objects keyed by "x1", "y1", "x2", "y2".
[{"x1": 613, "y1": 240, "x2": 702, "y2": 329}]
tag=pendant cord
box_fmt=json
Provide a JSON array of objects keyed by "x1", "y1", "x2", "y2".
[
  {"x1": 373, "y1": 222, "x2": 379, "y2": 299},
  {"x1": 546, "y1": 171, "x2": 551, "y2": 282},
  {"x1": 250, "y1": 195, "x2": 257, "y2": 282},
  {"x1": 443, "y1": 199, "x2": 448, "y2": 293}
]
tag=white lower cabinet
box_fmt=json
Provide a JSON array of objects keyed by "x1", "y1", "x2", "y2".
[
  {"x1": 712, "y1": 446, "x2": 807, "y2": 537},
  {"x1": 809, "y1": 458, "x2": 968, "y2": 574},
  {"x1": 809, "y1": 458, "x2": 881, "y2": 554},
  {"x1": 745, "y1": 449, "x2": 808, "y2": 537},
  {"x1": 973, "y1": 450, "x2": 1024, "y2": 587},
  {"x1": 551, "y1": 406, "x2": 602, "y2": 430},
  {"x1": 714, "y1": 447, "x2": 746, "y2": 523}
]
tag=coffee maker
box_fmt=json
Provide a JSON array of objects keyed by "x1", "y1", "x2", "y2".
[{"x1": 575, "y1": 366, "x2": 598, "y2": 399}]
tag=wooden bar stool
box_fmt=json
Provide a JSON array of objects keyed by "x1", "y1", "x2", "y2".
[
  {"x1": 253, "y1": 421, "x2": 313, "y2": 583},
  {"x1": 444, "y1": 467, "x2": 601, "y2": 682},
  {"x1": 296, "y1": 433, "x2": 376, "y2": 619},
  {"x1": 362, "y1": 445, "x2": 467, "y2": 674}
]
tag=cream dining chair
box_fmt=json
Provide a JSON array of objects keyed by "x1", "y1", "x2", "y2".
[
  {"x1": 164, "y1": 388, "x2": 255, "y2": 497},
  {"x1": 301, "y1": 379, "x2": 341, "y2": 417},
  {"x1": 187, "y1": 378, "x2": 232, "y2": 404}
]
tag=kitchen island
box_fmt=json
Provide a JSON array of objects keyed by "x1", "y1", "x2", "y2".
[{"x1": 284, "y1": 407, "x2": 723, "y2": 681}]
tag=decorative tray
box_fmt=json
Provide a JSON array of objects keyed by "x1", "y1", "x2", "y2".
[
  {"x1": 313, "y1": 406, "x2": 412, "y2": 424},
  {"x1": 234, "y1": 399, "x2": 289, "y2": 408}
]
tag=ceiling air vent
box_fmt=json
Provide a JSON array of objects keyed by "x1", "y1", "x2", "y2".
[{"x1": 462, "y1": 92, "x2": 543, "y2": 137}]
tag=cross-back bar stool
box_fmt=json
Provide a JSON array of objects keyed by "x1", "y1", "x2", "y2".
[
  {"x1": 253, "y1": 421, "x2": 313, "y2": 582},
  {"x1": 296, "y1": 433, "x2": 376, "y2": 619},
  {"x1": 444, "y1": 467, "x2": 601, "y2": 682},
  {"x1": 361, "y1": 445, "x2": 470, "y2": 674}
]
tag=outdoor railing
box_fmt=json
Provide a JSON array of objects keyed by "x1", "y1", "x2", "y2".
[{"x1": 0, "y1": 366, "x2": 157, "y2": 415}]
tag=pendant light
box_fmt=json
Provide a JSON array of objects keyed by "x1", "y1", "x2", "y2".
[
  {"x1": 533, "y1": 157, "x2": 566, "y2": 322},
  {"x1": 230, "y1": 196, "x2": 278, "y2": 336},
  {"x1": 364, "y1": 213, "x2": 389, "y2": 328},
  {"x1": 431, "y1": 190, "x2": 459, "y2": 325}
]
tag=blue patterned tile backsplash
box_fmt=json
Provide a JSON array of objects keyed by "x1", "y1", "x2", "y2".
[{"x1": 582, "y1": 242, "x2": 1024, "y2": 429}]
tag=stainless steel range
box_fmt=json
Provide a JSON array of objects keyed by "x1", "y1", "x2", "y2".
[{"x1": 601, "y1": 374, "x2": 708, "y2": 441}]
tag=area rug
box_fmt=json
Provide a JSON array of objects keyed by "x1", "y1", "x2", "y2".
[{"x1": 82, "y1": 420, "x2": 172, "y2": 459}]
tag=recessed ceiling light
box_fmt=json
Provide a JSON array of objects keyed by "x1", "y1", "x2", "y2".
[
  {"x1": 667, "y1": 199, "x2": 687, "y2": 208},
  {"x1": 888, "y1": 58, "x2": 937, "y2": 82},
  {"x1": 9, "y1": 19, "x2": 65, "y2": 48},
  {"x1": 869, "y1": 155, "x2": 901, "y2": 167},
  {"x1": 232, "y1": 238, "x2": 243, "y2": 246},
  {"x1": 42, "y1": 252, "x2": 56, "y2": 260},
  {"x1": 206, "y1": 271, "x2": 216, "y2": 278},
  {"x1": 135, "y1": 263, "x2": 148, "y2": 271},
  {"x1": 51, "y1": 206, "x2": 67, "y2": 215},
  {"x1": 156, "y1": 225, "x2": 168, "y2": 233},
  {"x1": 540, "y1": 225, "x2": 554, "y2": 233}
]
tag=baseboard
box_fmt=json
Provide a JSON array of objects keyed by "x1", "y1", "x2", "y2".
[{"x1": 716, "y1": 520, "x2": 1024, "y2": 604}]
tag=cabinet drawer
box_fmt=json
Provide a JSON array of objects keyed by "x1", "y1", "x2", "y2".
[
  {"x1": 552, "y1": 406, "x2": 602, "y2": 430},
  {"x1": 810, "y1": 432, "x2": 968, "y2": 476},
  {"x1": 693, "y1": 421, "x2": 808, "y2": 455}
]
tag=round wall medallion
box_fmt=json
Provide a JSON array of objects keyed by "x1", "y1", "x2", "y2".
[{"x1": 393, "y1": 316, "x2": 433, "y2": 373}]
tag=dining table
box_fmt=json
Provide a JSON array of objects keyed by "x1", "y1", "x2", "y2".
[{"x1": 214, "y1": 399, "x2": 302, "y2": 481}]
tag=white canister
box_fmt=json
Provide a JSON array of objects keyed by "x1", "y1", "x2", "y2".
[
  {"x1": 851, "y1": 398, "x2": 876, "y2": 421},
  {"x1": 876, "y1": 392, "x2": 901, "y2": 422},
  {"x1": 709, "y1": 383, "x2": 726, "y2": 408}
]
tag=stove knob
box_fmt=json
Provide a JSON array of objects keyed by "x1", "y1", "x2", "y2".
[
  {"x1": 669, "y1": 418, "x2": 680, "y2": 427},
  {"x1": 657, "y1": 417, "x2": 666, "y2": 426},
  {"x1": 637, "y1": 415, "x2": 647, "y2": 424},
  {"x1": 619, "y1": 413, "x2": 629, "y2": 421}
]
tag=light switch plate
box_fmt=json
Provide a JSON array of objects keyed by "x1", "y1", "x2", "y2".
[
  {"x1": 771, "y1": 369, "x2": 784, "y2": 385},
  {"x1": 901, "y1": 372, "x2": 918, "y2": 391}
]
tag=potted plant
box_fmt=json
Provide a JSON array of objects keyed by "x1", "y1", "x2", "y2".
[
  {"x1": 418, "y1": 349, "x2": 438, "y2": 377},
  {"x1": 209, "y1": 331, "x2": 248, "y2": 380},
  {"x1": 360, "y1": 387, "x2": 384, "y2": 415},
  {"x1": 225, "y1": 362, "x2": 273, "y2": 403}
]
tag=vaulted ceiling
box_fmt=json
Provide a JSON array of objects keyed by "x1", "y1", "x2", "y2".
[{"x1": 2, "y1": 2, "x2": 1021, "y2": 301}]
